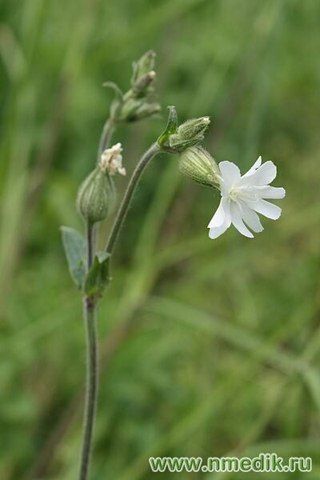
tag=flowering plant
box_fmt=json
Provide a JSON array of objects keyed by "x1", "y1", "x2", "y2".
[{"x1": 61, "y1": 51, "x2": 285, "y2": 480}]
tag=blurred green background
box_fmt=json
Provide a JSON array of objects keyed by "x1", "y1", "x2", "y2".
[{"x1": 1, "y1": 0, "x2": 320, "y2": 479}]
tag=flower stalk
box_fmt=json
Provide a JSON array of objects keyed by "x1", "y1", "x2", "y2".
[
  {"x1": 97, "y1": 117, "x2": 115, "y2": 158},
  {"x1": 79, "y1": 299, "x2": 98, "y2": 480},
  {"x1": 79, "y1": 222, "x2": 98, "y2": 480},
  {"x1": 105, "y1": 142, "x2": 161, "y2": 255}
]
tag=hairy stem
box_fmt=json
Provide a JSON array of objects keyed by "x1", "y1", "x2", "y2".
[
  {"x1": 105, "y1": 142, "x2": 161, "y2": 255},
  {"x1": 79, "y1": 142, "x2": 160, "y2": 478},
  {"x1": 86, "y1": 222, "x2": 94, "y2": 269},
  {"x1": 97, "y1": 118, "x2": 115, "y2": 159},
  {"x1": 79, "y1": 223, "x2": 98, "y2": 480}
]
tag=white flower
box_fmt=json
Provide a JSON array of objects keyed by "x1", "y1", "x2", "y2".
[
  {"x1": 99, "y1": 143, "x2": 126, "y2": 176},
  {"x1": 208, "y1": 156, "x2": 285, "y2": 239}
]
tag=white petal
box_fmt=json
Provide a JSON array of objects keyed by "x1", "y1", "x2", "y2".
[
  {"x1": 230, "y1": 202, "x2": 254, "y2": 238},
  {"x1": 241, "y1": 161, "x2": 277, "y2": 186},
  {"x1": 242, "y1": 156, "x2": 262, "y2": 178},
  {"x1": 219, "y1": 161, "x2": 241, "y2": 189},
  {"x1": 256, "y1": 186, "x2": 286, "y2": 199},
  {"x1": 207, "y1": 198, "x2": 225, "y2": 228},
  {"x1": 239, "y1": 202, "x2": 264, "y2": 233},
  {"x1": 208, "y1": 221, "x2": 230, "y2": 239},
  {"x1": 248, "y1": 199, "x2": 282, "y2": 220},
  {"x1": 208, "y1": 200, "x2": 231, "y2": 239}
]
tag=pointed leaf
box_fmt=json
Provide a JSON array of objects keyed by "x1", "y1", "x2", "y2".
[
  {"x1": 165, "y1": 105, "x2": 178, "y2": 134},
  {"x1": 60, "y1": 226, "x2": 86, "y2": 289},
  {"x1": 157, "y1": 105, "x2": 178, "y2": 147},
  {"x1": 85, "y1": 251, "x2": 111, "y2": 298}
]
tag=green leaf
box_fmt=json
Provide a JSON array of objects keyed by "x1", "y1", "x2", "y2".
[
  {"x1": 85, "y1": 251, "x2": 110, "y2": 298},
  {"x1": 157, "y1": 105, "x2": 178, "y2": 148},
  {"x1": 60, "y1": 226, "x2": 86, "y2": 289}
]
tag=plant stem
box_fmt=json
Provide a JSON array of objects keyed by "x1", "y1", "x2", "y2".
[
  {"x1": 79, "y1": 142, "x2": 160, "y2": 479},
  {"x1": 105, "y1": 142, "x2": 161, "y2": 255},
  {"x1": 86, "y1": 222, "x2": 94, "y2": 269},
  {"x1": 79, "y1": 223, "x2": 98, "y2": 480},
  {"x1": 97, "y1": 118, "x2": 115, "y2": 159}
]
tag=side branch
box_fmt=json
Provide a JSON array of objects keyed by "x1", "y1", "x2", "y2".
[{"x1": 105, "y1": 142, "x2": 161, "y2": 255}]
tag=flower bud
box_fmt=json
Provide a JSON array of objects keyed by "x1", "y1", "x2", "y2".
[
  {"x1": 77, "y1": 169, "x2": 116, "y2": 224},
  {"x1": 117, "y1": 51, "x2": 160, "y2": 123},
  {"x1": 168, "y1": 117, "x2": 210, "y2": 152},
  {"x1": 132, "y1": 101, "x2": 161, "y2": 120},
  {"x1": 158, "y1": 106, "x2": 211, "y2": 153},
  {"x1": 176, "y1": 117, "x2": 210, "y2": 142},
  {"x1": 179, "y1": 146, "x2": 220, "y2": 187},
  {"x1": 131, "y1": 50, "x2": 156, "y2": 84},
  {"x1": 119, "y1": 98, "x2": 141, "y2": 121},
  {"x1": 119, "y1": 97, "x2": 161, "y2": 122},
  {"x1": 132, "y1": 71, "x2": 156, "y2": 97}
]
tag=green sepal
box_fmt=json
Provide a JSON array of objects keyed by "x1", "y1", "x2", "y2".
[
  {"x1": 60, "y1": 226, "x2": 86, "y2": 289},
  {"x1": 85, "y1": 251, "x2": 111, "y2": 298}
]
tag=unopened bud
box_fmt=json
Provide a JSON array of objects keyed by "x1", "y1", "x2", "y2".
[
  {"x1": 158, "y1": 107, "x2": 211, "y2": 153},
  {"x1": 133, "y1": 101, "x2": 161, "y2": 120},
  {"x1": 119, "y1": 51, "x2": 160, "y2": 122},
  {"x1": 176, "y1": 117, "x2": 210, "y2": 141},
  {"x1": 119, "y1": 98, "x2": 161, "y2": 122},
  {"x1": 119, "y1": 98, "x2": 141, "y2": 121},
  {"x1": 132, "y1": 71, "x2": 156, "y2": 96},
  {"x1": 131, "y1": 50, "x2": 156, "y2": 84},
  {"x1": 77, "y1": 167, "x2": 116, "y2": 224},
  {"x1": 179, "y1": 146, "x2": 220, "y2": 187}
]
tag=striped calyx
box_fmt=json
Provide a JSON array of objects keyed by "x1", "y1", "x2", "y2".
[
  {"x1": 178, "y1": 146, "x2": 220, "y2": 187},
  {"x1": 76, "y1": 167, "x2": 116, "y2": 224}
]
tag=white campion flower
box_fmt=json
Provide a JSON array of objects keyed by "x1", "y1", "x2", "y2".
[
  {"x1": 208, "y1": 156, "x2": 285, "y2": 239},
  {"x1": 99, "y1": 143, "x2": 126, "y2": 176}
]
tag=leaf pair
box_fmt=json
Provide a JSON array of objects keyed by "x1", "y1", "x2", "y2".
[{"x1": 60, "y1": 226, "x2": 110, "y2": 299}]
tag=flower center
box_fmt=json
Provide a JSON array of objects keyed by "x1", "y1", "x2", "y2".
[{"x1": 229, "y1": 185, "x2": 258, "y2": 203}]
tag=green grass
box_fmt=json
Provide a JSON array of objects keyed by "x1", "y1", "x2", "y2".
[{"x1": 0, "y1": 0, "x2": 320, "y2": 478}]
